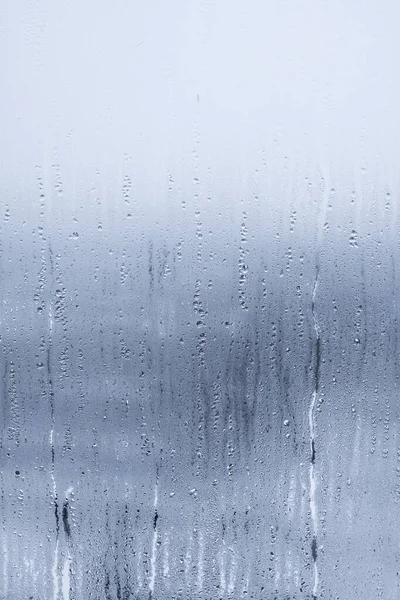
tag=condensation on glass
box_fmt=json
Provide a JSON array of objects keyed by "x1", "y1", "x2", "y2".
[{"x1": 1, "y1": 1, "x2": 399, "y2": 599}]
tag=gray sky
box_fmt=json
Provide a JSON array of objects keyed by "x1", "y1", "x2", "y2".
[{"x1": 1, "y1": 0, "x2": 399, "y2": 183}]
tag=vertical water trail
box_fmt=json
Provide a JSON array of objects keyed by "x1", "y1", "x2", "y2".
[
  {"x1": 61, "y1": 555, "x2": 72, "y2": 600},
  {"x1": 309, "y1": 269, "x2": 320, "y2": 600},
  {"x1": 52, "y1": 538, "x2": 60, "y2": 600},
  {"x1": 149, "y1": 476, "x2": 159, "y2": 599},
  {"x1": 227, "y1": 547, "x2": 237, "y2": 595},
  {"x1": 163, "y1": 531, "x2": 170, "y2": 581},
  {"x1": 47, "y1": 245, "x2": 60, "y2": 600},
  {"x1": 62, "y1": 487, "x2": 74, "y2": 600},
  {"x1": 218, "y1": 546, "x2": 226, "y2": 597},
  {"x1": 184, "y1": 534, "x2": 193, "y2": 591},
  {"x1": 197, "y1": 530, "x2": 204, "y2": 592},
  {"x1": 308, "y1": 165, "x2": 330, "y2": 599}
]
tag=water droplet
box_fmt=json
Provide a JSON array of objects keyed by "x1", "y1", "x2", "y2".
[{"x1": 349, "y1": 230, "x2": 358, "y2": 248}]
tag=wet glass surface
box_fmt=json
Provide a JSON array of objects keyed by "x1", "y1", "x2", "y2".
[{"x1": 1, "y1": 2, "x2": 400, "y2": 599}]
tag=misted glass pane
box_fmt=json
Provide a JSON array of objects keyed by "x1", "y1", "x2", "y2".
[{"x1": 1, "y1": 1, "x2": 399, "y2": 599}]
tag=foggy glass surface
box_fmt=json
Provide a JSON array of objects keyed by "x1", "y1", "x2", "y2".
[{"x1": 1, "y1": 2, "x2": 400, "y2": 599}]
